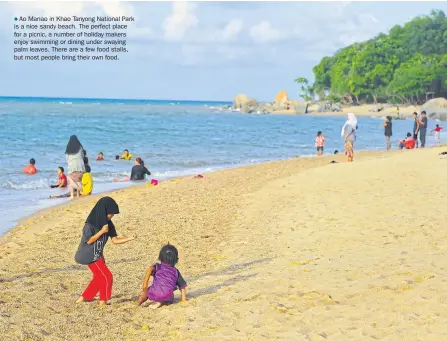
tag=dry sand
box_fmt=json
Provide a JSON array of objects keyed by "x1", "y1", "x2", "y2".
[
  {"x1": 1, "y1": 147, "x2": 447, "y2": 341},
  {"x1": 269, "y1": 104, "x2": 420, "y2": 118}
]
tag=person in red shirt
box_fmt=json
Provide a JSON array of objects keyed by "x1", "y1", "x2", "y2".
[
  {"x1": 96, "y1": 152, "x2": 104, "y2": 161},
  {"x1": 432, "y1": 124, "x2": 443, "y2": 145},
  {"x1": 51, "y1": 167, "x2": 68, "y2": 188},
  {"x1": 23, "y1": 158, "x2": 37, "y2": 174},
  {"x1": 398, "y1": 133, "x2": 415, "y2": 150}
]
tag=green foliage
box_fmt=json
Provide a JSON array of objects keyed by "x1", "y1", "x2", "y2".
[
  {"x1": 294, "y1": 77, "x2": 315, "y2": 101},
  {"x1": 306, "y1": 9, "x2": 447, "y2": 104}
]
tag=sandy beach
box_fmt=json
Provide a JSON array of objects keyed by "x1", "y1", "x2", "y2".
[
  {"x1": 267, "y1": 104, "x2": 420, "y2": 118},
  {"x1": 1, "y1": 147, "x2": 447, "y2": 341}
]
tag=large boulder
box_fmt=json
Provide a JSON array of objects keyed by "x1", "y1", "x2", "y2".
[
  {"x1": 421, "y1": 97, "x2": 447, "y2": 121},
  {"x1": 233, "y1": 94, "x2": 250, "y2": 109},
  {"x1": 274, "y1": 90, "x2": 289, "y2": 108}
]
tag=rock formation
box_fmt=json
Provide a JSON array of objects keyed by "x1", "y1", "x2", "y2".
[
  {"x1": 233, "y1": 94, "x2": 250, "y2": 109},
  {"x1": 422, "y1": 97, "x2": 447, "y2": 121},
  {"x1": 274, "y1": 90, "x2": 288, "y2": 108}
]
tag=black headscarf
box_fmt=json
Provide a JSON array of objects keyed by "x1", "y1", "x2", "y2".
[
  {"x1": 65, "y1": 135, "x2": 83, "y2": 155},
  {"x1": 86, "y1": 197, "x2": 120, "y2": 231}
]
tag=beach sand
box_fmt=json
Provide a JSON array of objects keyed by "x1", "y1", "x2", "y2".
[
  {"x1": 1, "y1": 147, "x2": 447, "y2": 341},
  {"x1": 271, "y1": 104, "x2": 420, "y2": 118}
]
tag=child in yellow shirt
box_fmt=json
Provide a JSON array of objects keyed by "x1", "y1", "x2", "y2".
[
  {"x1": 121, "y1": 149, "x2": 133, "y2": 160},
  {"x1": 81, "y1": 165, "x2": 93, "y2": 196}
]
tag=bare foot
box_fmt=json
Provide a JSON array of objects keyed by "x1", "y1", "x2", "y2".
[
  {"x1": 149, "y1": 302, "x2": 162, "y2": 309},
  {"x1": 99, "y1": 300, "x2": 107, "y2": 308},
  {"x1": 76, "y1": 296, "x2": 85, "y2": 303}
]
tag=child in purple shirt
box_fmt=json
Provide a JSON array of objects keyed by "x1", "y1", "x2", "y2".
[{"x1": 138, "y1": 244, "x2": 187, "y2": 309}]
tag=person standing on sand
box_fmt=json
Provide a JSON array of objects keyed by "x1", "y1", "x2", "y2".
[
  {"x1": 413, "y1": 112, "x2": 420, "y2": 148},
  {"x1": 432, "y1": 124, "x2": 443, "y2": 145},
  {"x1": 419, "y1": 111, "x2": 428, "y2": 148},
  {"x1": 383, "y1": 116, "x2": 392, "y2": 151},
  {"x1": 65, "y1": 135, "x2": 86, "y2": 198},
  {"x1": 75, "y1": 197, "x2": 134, "y2": 307},
  {"x1": 315, "y1": 131, "x2": 325, "y2": 156},
  {"x1": 341, "y1": 113, "x2": 357, "y2": 162}
]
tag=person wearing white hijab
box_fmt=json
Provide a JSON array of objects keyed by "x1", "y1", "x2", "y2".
[{"x1": 341, "y1": 113, "x2": 357, "y2": 162}]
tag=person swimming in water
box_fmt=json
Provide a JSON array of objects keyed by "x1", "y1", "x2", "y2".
[
  {"x1": 23, "y1": 158, "x2": 37, "y2": 174},
  {"x1": 121, "y1": 149, "x2": 133, "y2": 160},
  {"x1": 96, "y1": 152, "x2": 104, "y2": 161}
]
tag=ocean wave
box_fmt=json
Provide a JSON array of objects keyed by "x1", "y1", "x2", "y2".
[
  {"x1": 59, "y1": 102, "x2": 73, "y2": 104},
  {"x1": 4, "y1": 178, "x2": 51, "y2": 190}
]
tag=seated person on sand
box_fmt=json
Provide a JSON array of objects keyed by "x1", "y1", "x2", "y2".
[
  {"x1": 23, "y1": 158, "x2": 37, "y2": 174},
  {"x1": 121, "y1": 149, "x2": 133, "y2": 160},
  {"x1": 50, "y1": 167, "x2": 67, "y2": 188},
  {"x1": 138, "y1": 244, "x2": 187, "y2": 309},
  {"x1": 50, "y1": 165, "x2": 93, "y2": 198},
  {"x1": 399, "y1": 133, "x2": 415, "y2": 150},
  {"x1": 96, "y1": 152, "x2": 104, "y2": 161}
]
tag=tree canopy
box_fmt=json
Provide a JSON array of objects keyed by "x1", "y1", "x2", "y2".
[{"x1": 303, "y1": 10, "x2": 447, "y2": 104}]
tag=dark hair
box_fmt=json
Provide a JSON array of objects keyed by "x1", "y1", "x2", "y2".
[
  {"x1": 158, "y1": 244, "x2": 179, "y2": 266},
  {"x1": 99, "y1": 152, "x2": 103, "y2": 155},
  {"x1": 407, "y1": 132, "x2": 412, "y2": 137},
  {"x1": 85, "y1": 165, "x2": 91, "y2": 173},
  {"x1": 136, "y1": 157, "x2": 143, "y2": 165},
  {"x1": 334, "y1": 150, "x2": 339, "y2": 154},
  {"x1": 413, "y1": 112, "x2": 418, "y2": 116},
  {"x1": 436, "y1": 124, "x2": 439, "y2": 127},
  {"x1": 115, "y1": 155, "x2": 119, "y2": 160},
  {"x1": 58, "y1": 166, "x2": 64, "y2": 173},
  {"x1": 83, "y1": 150, "x2": 87, "y2": 156},
  {"x1": 421, "y1": 111, "x2": 426, "y2": 115},
  {"x1": 386, "y1": 116, "x2": 392, "y2": 121},
  {"x1": 317, "y1": 131, "x2": 322, "y2": 136},
  {"x1": 124, "y1": 149, "x2": 129, "y2": 152},
  {"x1": 30, "y1": 158, "x2": 35, "y2": 165}
]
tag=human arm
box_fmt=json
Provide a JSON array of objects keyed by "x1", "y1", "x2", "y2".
[
  {"x1": 141, "y1": 266, "x2": 154, "y2": 292},
  {"x1": 111, "y1": 236, "x2": 134, "y2": 244},
  {"x1": 130, "y1": 166, "x2": 136, "y2": 180},
  {"x1": 87, "y1": 225, "x2": 109, "y2": 245},
  {"x1": 177, "y1": 270, "x2": 187, "y2": 302},
  {"x1": 145, "y1": 167, "x2": 151, "y2": 176},
  {"x1": 180, "y1": 288, "x2": 187, "y2": 302}
]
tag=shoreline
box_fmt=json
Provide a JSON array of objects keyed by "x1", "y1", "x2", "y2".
[
  {"x1": 2, "y1": 147, "x2": 447, "y2": 340},
  {"x1": 2, "y1": 150, "x2": 377, "y2": 237}
]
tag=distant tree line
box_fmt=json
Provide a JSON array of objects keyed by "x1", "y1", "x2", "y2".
[{"x1": 295, "y1": 10, "x2": 447, "y2": 105}]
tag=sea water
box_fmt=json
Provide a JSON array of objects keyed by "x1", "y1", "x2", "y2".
[{"x1": 0, "y1": 97, "x2": 442, "y2": 234}]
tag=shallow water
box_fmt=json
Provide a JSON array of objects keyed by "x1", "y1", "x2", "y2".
[{"x1": 0, "y1": 97, "x2": 441, "y2": 234}]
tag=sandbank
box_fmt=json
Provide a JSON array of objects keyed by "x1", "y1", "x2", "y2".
[{"x1": 1, "y1": 147, "x2": 446, "y2": 340}]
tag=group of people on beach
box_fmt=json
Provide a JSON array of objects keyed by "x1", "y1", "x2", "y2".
[
  {"x1": 315, "y1": 111, "x2": 443, "y2": 161},
  {"x1": 23, "y1": 135, "x2": 153, "y2": 197},
  {"x1": 74, "y1": 196, "x2": 187, "y2": 308},
  {"x1": 314, "y1": 113, "x2": 358, "y2": 162}
]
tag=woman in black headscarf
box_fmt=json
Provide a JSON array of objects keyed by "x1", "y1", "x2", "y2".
[
  {"x1": 75, "y1": 197, "x2": 134, "y2": 307},
  {"x1": 65, "y1": 135, "x2": 86, "y2": 198}
]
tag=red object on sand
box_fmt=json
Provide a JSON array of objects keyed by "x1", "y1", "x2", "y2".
[
  {"x1": 404, "y1": 139, "x2": 415, "y2": 149},
  {"x1": 197, "y1": 174, "x2": 204, "y2": 178},
  {"x1": 151, "y1": 179, "x2": 159, "y2": 186}
]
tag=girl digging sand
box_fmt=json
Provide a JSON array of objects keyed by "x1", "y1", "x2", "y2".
[
  {"x1": 75, "y1": 197, "x2": 134, "y2": 307},
  {"x1": 138, "y1": 244, "x2": 187, "y2": 309}
]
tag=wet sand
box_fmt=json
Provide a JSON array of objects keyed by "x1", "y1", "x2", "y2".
[{"x1": 1, "y1": 147, "x2": 446, "y2": 341}]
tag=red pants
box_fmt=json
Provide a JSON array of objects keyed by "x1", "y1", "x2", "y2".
[{"x1": 82, "y1": 258, "x2": 113, "y2": 301}]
